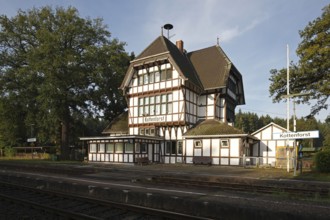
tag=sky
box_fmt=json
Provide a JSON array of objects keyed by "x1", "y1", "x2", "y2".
[{"x1": 0, "y1": 0, "x2": 329, "y2": 123}]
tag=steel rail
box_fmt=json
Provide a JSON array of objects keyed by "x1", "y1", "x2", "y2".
[{"x1": 0, "y1": 180, "x2": 212, "y2": 220}]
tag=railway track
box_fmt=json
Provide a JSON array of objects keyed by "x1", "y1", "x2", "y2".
[
  {"x1": 150, "y1": 176, "x2": 330, "y2": 198},
  {"x1": 0, "y1": 181, "x2": 212, "y2": 220}
]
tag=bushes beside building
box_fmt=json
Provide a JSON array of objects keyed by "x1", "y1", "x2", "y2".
[{"x1": 314, "y1": 150, "x2": 330, "y2": 173}]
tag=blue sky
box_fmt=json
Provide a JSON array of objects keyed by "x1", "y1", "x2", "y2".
[{"x1": 1, "y1": 0, "x2": 329, "y2": 122}]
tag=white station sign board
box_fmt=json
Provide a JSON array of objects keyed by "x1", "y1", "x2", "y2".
[
  {"x1": 27, "y1": 138, "x2": 37, "y2": 142},
  {"x1": 273, "y1": 130, "x2": 319, "y2": 140}
]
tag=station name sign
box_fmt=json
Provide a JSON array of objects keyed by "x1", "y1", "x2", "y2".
[
  {"x1": 144, "y1": 116, "x2": 165, "y2": 123},
  {"x1": 27, "y1": 137, "x2": 37, "y2": 142},
  {"x1": 273, "y1": 130, "x2": 319, "y2": 140}
]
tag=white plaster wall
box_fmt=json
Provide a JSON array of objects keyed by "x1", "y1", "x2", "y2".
[
  {"x1": 203, "y1": 139, "x2": 211, "y2": 156},
  {"x1": 212, "y1": 139, "x2": 220, "y2": 156},
  {"x1": 262, "y1": 127, "x2": 272, "y2": 140},
  {"x1": 221, "y1": 158, "x2": 229, "y2": 165},
  {"x1": 268, "y1": 141, "x2": 276, "y2": 157},
  {"x1": 230, "y1": 158, "x2": 240, "y2": 165},
  {"x1": 221, "y1": 148, "x2": 229, "y2": 157}
]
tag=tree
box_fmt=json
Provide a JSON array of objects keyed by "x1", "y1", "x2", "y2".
[
  {"x1": 269, "y1": 4, "x2": 330, "y2": 118},
  {"x1": 0, "y1": 6, "x2": 130, "y2": 159}
]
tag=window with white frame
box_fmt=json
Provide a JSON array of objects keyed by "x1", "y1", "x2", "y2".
[
  {"x1": 115, "y1": 143, "x2": 124, "y2": 153},
  {"x1": 135, "y1": 143, "x2": 140, "y2": 153},
  {"x1": 221, "y1": 140, "x2": 229, "y2": 147},
  {"x1": 165, "y1": 141, "x2": 176, "y2": 155},
  {"x1": 177, "y1": 141, "x2": 183, "y2": 155},
  {"x1": 194, "y1": 140, "x2": 202, "y2": 148},
  {"x1": 98, "y1": 143, "x2": 105, "y2": 153},
  {"x1": 138, "y1": 93, "x2": 173, "y2": 116},
  {"x1": 125, "y1": 143, "x2": 134, "y2": 153},
  {"x1": 137, "y1": 65, "x2": 172, "y2": 85},
  {"x1": 90, "y1": 143, "x2": 97, "y2": 153},
  {"x1": 140, "y1": 143, "x2": 147, "y2": 153},
  {"x1": 106, "y1": 143, "x2": 114, "y2": 153}
]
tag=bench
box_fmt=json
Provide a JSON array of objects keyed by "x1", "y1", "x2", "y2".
[
  {"x1": 136, "y1": 157, "x2": 149, "y2": 165},
  {"x1": 193, "y1": 156, "x2": 212, "y2": 165}
]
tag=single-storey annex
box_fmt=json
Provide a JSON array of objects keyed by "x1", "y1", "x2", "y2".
[
  {"x1": 80, "y1": 32, "x2": 259, "y2": 165},
  {"x1": 251, "y1": 122, "x2": 295, "y2": 168}
]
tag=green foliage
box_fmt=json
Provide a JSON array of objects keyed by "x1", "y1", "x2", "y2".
[
  {"x1": 314, "y1": 150, "x2": 330, "y2": 173},
  {"x1": 4, "y1": 147, "x2": 16, "y2": 157},
  {"x1": 235, "y1": 111, "x2": 328, "y2": 150},
  {"x1": 0, "y1": 6, "x2": 131, "y2": 158},
  {"x1": 269, "y1": 4, "x2": 330, "y2": 117}
]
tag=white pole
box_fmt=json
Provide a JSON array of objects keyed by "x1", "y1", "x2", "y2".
[
  {"x1": 293, "y1": 101, "x2": 297, "y2": 176},
  {"x1": 286, "y1": 44, "x2": 290, "y2": 173}
]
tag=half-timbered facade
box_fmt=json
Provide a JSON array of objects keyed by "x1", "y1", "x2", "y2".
[
  {"x1": 251, "y1": 122, "x2": 294, "y2": 167},
  {"x1": 80, "y1": 34, "x2": 256, "y2": 165}
]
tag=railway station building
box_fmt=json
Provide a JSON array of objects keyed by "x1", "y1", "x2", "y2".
[{"x1": 80, "y1": 34, "x2": 259, "y2": 165}]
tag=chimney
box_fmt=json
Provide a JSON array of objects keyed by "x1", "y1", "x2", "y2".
[{"x1": 176, "y1": 40, "x2": 184, "y2": 53}]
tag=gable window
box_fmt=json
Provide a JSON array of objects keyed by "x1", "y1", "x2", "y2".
[
  {"x1": 149, "y1": 71, "x2": 154, "y2": 83},
  {"x1": 138, "y1": 75, "x2": 143, "y2": 85},
  {"x1": 136, "y1": 65, "x2": 172, "y2": 85},
  {"x1": 194, "y1": 140, "x2": 202, "y2": 148},
  {"x1": 155, "y1": 71, "x2": 160, "y2": 82},
  {"x1": 166, "y1": 68, "x2": 173, "y2": 80}
]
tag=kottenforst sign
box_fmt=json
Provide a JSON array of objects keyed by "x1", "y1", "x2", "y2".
[{"x1": 273, "y1": 130, "x2": 319, "y2": 140}]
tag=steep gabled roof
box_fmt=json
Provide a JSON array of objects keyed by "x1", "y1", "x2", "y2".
[
  {"x1": 121, "y1": 36, "x2": 203, "y2": 90},
  {"x1": 188, "y1": 46, "x2": 245, "y2": 104},
  {"x1": 188, "y1": 46, "x2": 230, "y2": 90},
  {"x1": 121, "y1": 35, "x2": 245, "y2": 105},
  {"x1": 102, "y1": 111, "x2": 128, "y2": 135},
  {"x1": 183, "y1": 119, "x2": 247, "y2": 136}
]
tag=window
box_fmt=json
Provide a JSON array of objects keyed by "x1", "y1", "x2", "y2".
[
  {"x1": 143, "y1": 74, "x2": 149, "y2": 84},
  {"x1": 177, "y1": 141, "x2": 183, "y2": 155},
  {"x1": 145, "y1": 128, "x2": 150, "y2": 135},
  {"x1": 194, "y1": 140, "x2": 202, "y2": 148},
  {"x1": 140, "y1": 143, "x2": 147, "y2": 153},
  {"x1": 155, "y1": 71, "x2": 160, "y2": 82},
  {"x1": 138, "y1": 93, "x2": 173, "y2": 116},
  {"x1": 90, "y1": 144, "x2": 97, "y2": 153},
  {"x1": 125, "y1": 143, "x2": 134, "y2": 153},
  {"x1": 98, "y1": 143, "x2": 105, "y2": 153},
  {"x1": 115, "y1": 143, "x2": 124, "y2": 153},
  {"x1": 139, "y1": 128, "x2": 145, "y2": 135},
  {"x1": 160, "y1": 70, "x2": 166, "y2": 81},
  {"x1": 165, "y1": 141, "x2": 176, "y2": 155},
  {"x1": 221, "y1": 140, "x2": 229, "y2": 148},
  {"x1": 166, "y1": 68, "x2": 173, "y2": 80},
  {"x1": 149, "y1": 72, "x2": 154, "y2": 83},
  {"x1": 135, "y1": 143, "x2": 140, "y2": 153},
  {"x1": 150, "y1": 128, "x2": 155, "y2": 136},
  {"x1": 106, "y1": 143, "x2": 114, "y2": 153},
  {"x1": 138, "y1": 75, "x2": 143, "y2": 85}
]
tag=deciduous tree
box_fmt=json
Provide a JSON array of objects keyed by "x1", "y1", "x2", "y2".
[
  {"x1": 269, "y1": 4, "x2": 330, "y2": 118},
  {"x1": 0, "y1": 6, "x2": 130, "y2": 159}
]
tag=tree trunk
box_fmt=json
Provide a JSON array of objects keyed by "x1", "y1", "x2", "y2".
[{"x1": 60, "y1": 120, "x2": 70, "y2": 160}]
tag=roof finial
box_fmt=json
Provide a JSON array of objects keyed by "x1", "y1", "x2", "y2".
[{"x1": 217, "y1": 36, "x2": 220, "y2": 46}]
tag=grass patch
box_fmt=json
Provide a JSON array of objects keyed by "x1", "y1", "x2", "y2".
[{"x1": 295, "y1": 170, "x2": 330, "y2": 182}]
